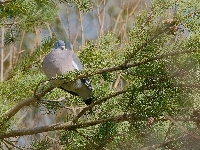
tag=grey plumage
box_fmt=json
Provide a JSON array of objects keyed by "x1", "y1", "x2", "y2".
[{"x1": 42, "y1": 40, "x2": 93, "y2": 105}]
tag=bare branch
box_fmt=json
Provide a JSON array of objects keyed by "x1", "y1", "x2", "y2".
[
  {"x1": 113, "y1": 0, "x2": 126, "y2": 33},
  {"x1": 58, "y1": 15, "x2": 68, "y2": 39},
  {"x1": 164, "y1": 114, "x2": 200, "y2": 140},
  {"x1": 0, "y1": 114, "x2": 134, "y2": 139},
  {"x1": 128, "y1": 0, "x2": 142, "y2": 17},
  {"x1": 1, "y1": 27, "x2": 5, "y2": 82},
  {"x1": 3, "y1": 139, "x2": 25, "y2": 150},
  {"x1": 79, "y1": 11, "x2": 85, "y2": 46}
]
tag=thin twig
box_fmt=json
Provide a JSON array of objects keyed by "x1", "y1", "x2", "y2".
[
  {"x1": 1, "y1": 140, "x2": 11, "y2": 150},
  {"x1": 65, "y1": 6, "x2": 72, "y2": 50},
  {"x1": 58, "y1": 15, "x2": 68, "y2": 38},
  {"x1": 100, "y1": 0, "x2": 106, "y2": 35},
  {"x1": 1, "y1": 27, "x2": 5, "y2": 81},
  {"x1": 46, "y1": 23, "x2": 52, "y2": 38},
  {"x1": 79, "y1": 11, "x2": 85, "y2": 46},
  {"x1": 128, "y1": 0, "x2": 142, "y2": 17},
  {"x1": 163, "y1": 123, "x2": 174, "y2": 142},
  {"x1": 3, "y1": 139, "x2": 24, "y2": 150},
  {"x1": 16, "y1": 30, "x2": 25, "y2": 63},
  {"x1": 113, "y1": 0, "x2": 126, "y2": 33}
]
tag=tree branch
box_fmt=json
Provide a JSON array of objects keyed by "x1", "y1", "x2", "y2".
[
  {"x1": 76, "y1": 49, "x2": 197, "y2": 80},
  {"x1": 175, "y1": 83, "x2": 200, "y2": 89},
  {"x1": 124, "y1": 9, "x2": 200, "y2": 65},
  {"x1": 0, "y1": 0, "x2": 13, "y2": 4},
  {"x1": 73, "y1": 90, "x2": 127, "y2": 123},
  {"x1": 1, "y1": 48, "x2": 197, "y2": 127},
  {"x1": 140, "y1": 134, "x2": 187, "y2": 150},
  {"x1": 0, "y1": 113, "x2": 134, "y2": 139},
  {"x1": 0, "y1": 86, "x2": 54, "y2": 124},
  {"x1": 164, "y1": 114, "x2": 200, "y2": 140}
]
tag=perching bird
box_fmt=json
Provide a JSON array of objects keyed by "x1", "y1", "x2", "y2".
[{"x1": 42, "y1": 40, "x2": 93, "y2": 105}]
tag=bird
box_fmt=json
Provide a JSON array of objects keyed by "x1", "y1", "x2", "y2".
[{"x1": 42, "y1": 40, "x2": 93, "y2": 105}]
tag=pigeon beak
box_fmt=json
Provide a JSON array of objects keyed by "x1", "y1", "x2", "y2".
[{"x1": 61, "y1": 46, "x2": 65, "y2": 50}]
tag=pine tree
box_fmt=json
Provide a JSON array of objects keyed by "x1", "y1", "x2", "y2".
[{"x1": 0, "y1": 0, "x2": 200, "y2": 149}]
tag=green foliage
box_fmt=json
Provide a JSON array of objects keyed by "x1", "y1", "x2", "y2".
[
  {"x1": 9, "y1": 36, "x2": 57, "y2": 78},
  {"x1": 0, "y1": 0, "x2": 200, "y2": 149},
  {"x1": 80, "y1": 32, "x2": 122, "y2": 71},
  {"x1": 0, "y1": 0, "x2": 58, "y2": 44},
  {"x1": 31, "y1": 136, "x2": 53, "y2": 150},
  {"x1": 62, "y1": 0, "x2": 92, "y2": 12},
  {"x1": 0, "y1": 36, "x2": 59, "y2": 115},
  {"x1": 59, "y1": 130, "x2": 90, "y2": 150},
  {"x1": 93, "y1": 121, "x2": 117, "y2": 145},
  {"x1": 0, "y1": 0, "x2": 58, "y2": 27}
]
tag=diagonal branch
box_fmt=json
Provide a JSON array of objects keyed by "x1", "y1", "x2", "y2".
[
  {"x1": 1, "y1": 48, "x2": 197, "y2": 126},
  {"x1": 164, "y1": 114, "x2": 200, "y2": 141},
  {"x1": 140, "y1": 134, "x2": 187, "y2": 150},
  {"x1": 73, "y1": 90, "x2": 127, "y2": 123},
  {"x1": 76, "y1": 49, "x2": 197, "y2": 80},
  {"x1": 124, "y1": 9, "x2": 200, "y2": 65},
  {"x1": 0, "y1": 86, "x2": 54, "y2": 124},
  {"x1": 0, "y1": 113, "x2": 134, "y2": 139}
]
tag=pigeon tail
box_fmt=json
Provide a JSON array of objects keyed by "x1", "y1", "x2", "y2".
[
  {"x1": 84, "y1": 98, "x2": 93, "y2": 105},
  {"x1": 81, "y1": 78, "x2": 93, "y2": 91}
]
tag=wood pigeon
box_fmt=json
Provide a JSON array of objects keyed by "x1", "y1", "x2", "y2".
[{"x1": 42, "y1": 40, "x2": 93, "y2": 105}]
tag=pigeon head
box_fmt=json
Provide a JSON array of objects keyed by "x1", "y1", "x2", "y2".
[{"x1": 53, "y1": 40, "x2": 65, "y2": 50}]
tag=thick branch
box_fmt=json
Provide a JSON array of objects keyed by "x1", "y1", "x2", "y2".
[
  {"x1": 0, "y1": 114, "x2": 134, "y2": 139},
  {"x1": 77, "y1": 49, "x2": 197, "y2": 80},
  {"x1": 1, "y1": 86, "x2": 54, "y2": 123}
]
